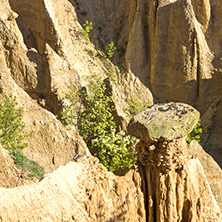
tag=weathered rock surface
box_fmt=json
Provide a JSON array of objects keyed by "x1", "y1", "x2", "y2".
[
  {"x1": 0, "y1": 0, "x2": 221, "y2": 221},
  {"x1": 128, "y1": 103, "x2": 222, "y2": 221},
  {"x1": 0, "y1": 156, "x2": 145, "y2": 222},
  {"x1": 189, "y1": 140, "x2": 222, "y2": 210},
  {"x1": 125, "y1": 0, "x2": 222, "y2": 167},
  {"x1": 0, "y1": 0, "x2": 153, "y2": 133},
  {"x1": 128, "y1": 103, "x2": 200, "y2": 143},
  {"x1": 75, "y1": 0, "x2": 222, "y2": 167},
  {"x1": 0, "y1": 0, "x2": 155, "y2": 171},
  {"x1": 0, "y1": 42, "x2": 90, "y2": 173},
  {"x1": 0, "y1": 146, "x2": 36, "y2": 188}
]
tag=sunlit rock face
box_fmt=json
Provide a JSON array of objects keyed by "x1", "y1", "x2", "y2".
[
  {"x1": 128, "y1": 103, "x2": 222, "y2": 221},
  {"x1": 0, "y1": 156, "x2": 146, "y2": 222}
]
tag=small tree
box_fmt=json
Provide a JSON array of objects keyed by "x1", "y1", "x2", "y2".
[
  {"x1": 0, "y1": 95, "x2": 27, "y2": 150},
  {"x1": 0, "y1": 95, "x2": 44, "y2": 179},
  {"x1": 62, "y1": 75, "x2": 136, "y2": 173}
]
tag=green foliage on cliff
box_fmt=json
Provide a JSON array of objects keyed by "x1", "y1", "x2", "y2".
[
  {"x1": 106, "y1": 41, "x2": 116, "y2": 58},
  {"x1": 82, "y1": 20, "x2": 93, "y2": 44},
  {"x1": 93, "y1": 130, "x2": 136, "y2": 172},
  {"x1": 187, "y1": 118, "x2": 202, "y2": 145},
  {"x1": 62, "y1": 75, "x2": 136, "y2": 173},
  {"x1": 0, "y1": 95, "x2": 44, "y2": 179},
  {"x1": 10, "y1": 150, "x2": 44, "y2": 179},
  {"x1": 0, "y1": 95, "x2": 27, "y2": 150}
]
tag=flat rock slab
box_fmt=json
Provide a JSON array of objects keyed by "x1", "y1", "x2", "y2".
[{"x1": 128, "y1": 102, "x2": 200, "y2": 143}]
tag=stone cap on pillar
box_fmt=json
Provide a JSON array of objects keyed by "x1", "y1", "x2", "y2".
[{"x1": 127, "y1": 102, "x2": 200, "y2": 143}]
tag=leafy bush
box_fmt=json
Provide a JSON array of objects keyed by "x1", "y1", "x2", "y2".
[
  {"x1": 187, "y1": 118, "x2": 202, "y2": 145},
  {"x1": 62, "y1": 75, "x2": 136, "y2": 173},
  {"x1": 0, "y1": 95, "x2": 28, "y2": 150},
  {"x1": 83, "y1": 21, "x2": 93, "y2": 37},
  {"x1": 92, "y1": 129, "x2": 136, "y2": 172},
  {"x1": 78, "y1": 84, "x2": 116, "y2": 145}
]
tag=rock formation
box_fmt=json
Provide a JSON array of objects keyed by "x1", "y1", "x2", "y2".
[
  {"x1": 0, "y1": 0, "x2": 153, "y2": 171},
  {"x1": 0, "y1": 48, "x2": 90, "y2": 173},
  {"x1": 128, "y1": 103, "x2": 222, "y2": 221},
  {"x1": 0, "y1": 0, "x2": 221, "y2": 221},
  {"x1": 189, "y1": 140, "x2": 222, "y2": 211},
  {"x1": 76, "y1": 0, "x2": 222, "y2": 168},
  {"x1": 0, "y1": 156, "x2": 145, "y2": 222}
]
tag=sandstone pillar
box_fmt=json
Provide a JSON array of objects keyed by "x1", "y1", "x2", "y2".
[{"x1": 128, "y1": 102, "x2": 222, "y2": 221}]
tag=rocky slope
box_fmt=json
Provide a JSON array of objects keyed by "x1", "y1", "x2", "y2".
[
  {"x1": 0, "y1": 155, "x2": 145, "y2": 222},
  {"x1": 76, "y1": 0, "x2": 222, "y2": 168},
  {"x1": 0, "y1": 0, "x2": 152, "y2": 172},
  {"x1": 0, "y1": 103, "x2": 221, "y2": 221},
  {"x1": 0, "y1": 0, "x2": 222, "y2": 221},
  {"x1": 189, "y1": 140, "x2": 222, "y2": 210}
]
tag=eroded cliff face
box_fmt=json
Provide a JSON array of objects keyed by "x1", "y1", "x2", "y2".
[
  {"x1": 75, "y1": 0, "x2": 222, "y2": 167},
  {"x1": 0, "y1": 0, "x2": 91, "y2": 173},
  {"x1": 137, "y1": 139, "x2": 221, "y2": 222},
  {"x1": 189, "y1": 140, "x2": 222, "y2": 210},
  {"x1": 125, "y1": 0, "x2": 222, "y2": 167},
  {"x1": 0, "y1": 0, "x2": 222, "y2": 221},
  {"x1": 0, "y1": 0, "x2": 153, "y2": 172}
]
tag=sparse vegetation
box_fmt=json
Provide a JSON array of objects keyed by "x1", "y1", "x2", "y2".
[
  {"x1": 187, "y1": 118, "x2": 202, "y2": 145},
  {"x1": 0, "y1": 95, "x2": 28, "y2": 150},
  {"x1": 0, "y1": 95, "x2": 44, "y2": 179},
  {"x1": 106, "y1": 41, "x2": 116, "y2": 58},
  {"x1": 125, "y1": 95, "x2": 153, "y2": 117},
  {"x1": 85, "y1": 48, "x2": 94, "y2": 57},
  {"x1": 10, "y1": 150, "x2": 44, "y2": 179},
  {"x1": 82, "y1": 20, "x2": 93, "y2": 44}
]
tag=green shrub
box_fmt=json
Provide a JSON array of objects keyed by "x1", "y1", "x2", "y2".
[
  {"x1": 92, "y1": 129, "x2": 136, "y2": 172},
  {"x1": 106, "y1": 41, "x2": 116, "y2": 58},
  {"x1": 0, "y1": 95, "x2": 28, "y2": 150},
  {"x1": 82, "y1": 20, "x2": 93, "y2": 44},
  {"x1": 187, "y1": 118, "x2": 202, "y2": 145},
  {"x1": 62, "y1": 75, "x2": 136, "y2": 173},
  {"x1": 0, "y1": 95, "x2": 44, "y2": 179}
]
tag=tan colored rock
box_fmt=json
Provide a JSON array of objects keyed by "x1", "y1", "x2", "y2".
[
  {"x1": 65, "y1": 0, "x2": 222, "y2": 167},
  {"x1": 0, "y1": 156, "x2": 145, "y2": 222},
  {"x1": 0, "y1": 146, "x2": 36, "y2": 188},
  {"x1": 64, "y1": 0, "x2": 222, "y2": 168},
  {"x1": 0, "y1": 0, "x2": 152, "y2": 124},
  {"x1": 137, "y1": 138, "x2": 222, "y2": 221},
  {"x1": 189, "y1": 140, "x2": 222, "y2": 210},
  {"x1": 0, "y1": 0, "x2": 153, "y2": 172},
  {"x1": 128, "y1": 104, "x2": 222, "y2": 221},
  {"x1": 0, "y1": 43, "x2": 90, "y2": 173},
  {"x1": 140, "y1": 156, "x2": 221, "y2": 222}
]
